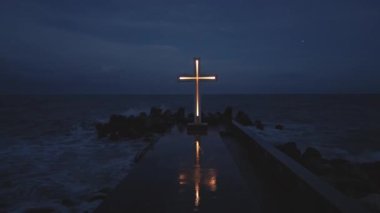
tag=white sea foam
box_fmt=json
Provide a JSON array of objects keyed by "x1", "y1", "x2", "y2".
[
  {"x1": 121, "y1": 107, "x2": 150, "y2": 117},
  {"x1": 0, "y1": 124, "x2": 147, "y2": 213},
  {"x1": 120, "y1": 105, "x2": 168, "y2": 117}
]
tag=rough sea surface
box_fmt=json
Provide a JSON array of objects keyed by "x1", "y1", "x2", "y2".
[{"x1": 0, "y1": 94, "x2": 379, "y2": 212}]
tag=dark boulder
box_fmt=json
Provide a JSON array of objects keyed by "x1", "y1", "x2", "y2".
[
  {"x1": 277, "y1": 142, "x2": 302, "y2": 162},
  {"x1": 163, "y1": 109, "x2": 175, "y2": 125},
  {"x1": 148, "y1": 114, "x2": 171, "y2": 134},
  {"x1": 327, "y1": 158, "x2": 359, "y2": 178},
  {"x1": 187, "y1": 112, "x2": 194, "y2": 122},
  {"x1": 138, "y1": 112, "x2": 148, "y2": 118},
  {"x1": 149, "y1": 107, "x2": 162, "y2": 118},
  {"x1": 174, "y1": 107, "x2": 186, "y2": 123},
  {"x1": 108, "y1": 114, "x2": 129, "y2": 134},
  {"x1": 109, "y1": 132, "x2": 120, "y2": 141},
  {"x1": 235, "y1": 111, "x2": 253, "y2": 126},
  {"x1": 202, "y1": 112, "x2": 211, "y2": 124},
  {"x1": 204, "y1": 112, "x2": 220, "y2": 125},
  {"x1": 163, "y1": 109, "x2": 173, "y2": 118},
  {"x1": 201, "y1": 112, "x2": 207, "y2": 122},
  {"x1": 302, "y1": 147, "x2": 322, "y2": 162},
  {"x1": 275, "y1": 124, "x2": 284, "y2": 130},
  {"x1": 61, "y1": 198, "x2": 76, "y2": 207},
  {"x1": 95, "y1": 123, "x2": 109, "y2": 138},
  {"x1": 223, "y1": 107, "x2": 233, "y2": 123},
  {"x1": 360, "y1": 161, "x2": 380, "y2": 188},
  {"x1": 254, "y1": 120, "x2": 264, "y2": 130},
  {"x1": 96, "y1": 107, "x2": 176, "y2": 141},
  {"x1": 328, "y1": 176, "x2": 377, "y2": 198},
  {"x1": 134, "y1": 114, "x2": 149, "y2": 134},
  {"x1": 87, "y1": 192, "x2": 107, "y2": 202},
  {"x1": 301, "y1": 147, "x2": 326, "y2": 174},
  {"x1": 316, "y1": 159, "x2": 380, "y2": 197}
]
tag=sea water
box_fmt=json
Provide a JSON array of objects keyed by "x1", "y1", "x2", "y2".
[{"x1": 0, "y1": 94, "x2": 379, "y2": 212}]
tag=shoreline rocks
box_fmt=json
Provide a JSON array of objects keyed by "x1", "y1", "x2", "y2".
[
  {"x1": 235, "y1": 111, "x2": 253, "y2": 126},
  {"x1": 275, "y1": 124, "x2": 284, "y2": 130},
  {"x1": 277, "y1": 142, "x2": 302, "y2": 162},
  {"x1": 254, "y1": 120, "x2": 264, "y2": 130},
  {"x1": 277, "y1": 142, "x2": 380, "y2": 199},
  {"x1": 95, "y1": 107, "x2": 236, "y2": 141}
]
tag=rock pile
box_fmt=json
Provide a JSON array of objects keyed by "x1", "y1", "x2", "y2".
[
  {"x1": 235, "y1": 111, "x2": 253, "y2": 126},
  {"x1": 95, "y1": 107, "x2": 235, "y2": 141},
  {"x1": 277, "y1": 142, "x2": 380, "y2": 199}
]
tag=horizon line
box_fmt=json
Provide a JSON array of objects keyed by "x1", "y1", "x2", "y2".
[{"x1": 1, "y1": 93, "x2": 380, "y2": 96}]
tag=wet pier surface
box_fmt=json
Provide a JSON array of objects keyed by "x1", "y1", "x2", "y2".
[{"x1": 95, "y1": 128, "x2": 260, "y2": 213}]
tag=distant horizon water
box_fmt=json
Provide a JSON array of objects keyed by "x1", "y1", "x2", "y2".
[{"x1": 2, "y1": 93, "x2": 380, "y2": 95}]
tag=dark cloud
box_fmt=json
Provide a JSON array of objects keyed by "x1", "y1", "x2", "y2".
[{"x1": 0, "y1": 0, "x2": 379, "y2": 94}]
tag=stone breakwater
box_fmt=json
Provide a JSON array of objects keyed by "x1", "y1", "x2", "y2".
[
  {"x1": 277, "y1": 142, "x2": 380, "y2": 199},
  {"x1": 232, "y1": 110, "x2": 380, "y2": 211},
  {"x1": 95, "y1": 106, "x2": 284, "y2": 141},
  {"x1": 95, "y1": 106, "x2": 235, "y2": 141}
]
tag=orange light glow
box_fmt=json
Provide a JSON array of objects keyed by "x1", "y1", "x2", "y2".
[
  {"x1": 177, "y1": 137, "x2": 219, "y2": 209},
  {"x1": 195, "y1": 184, "x2": 200, "y2": 207},
  {"x1": 195, "y1": 59, "x2": 199, "y2": 117},
  {"x1": 179, "y1": 76, "x2": 216, "y2": 80},
  {"x1": 200, "y1": 76, "x2": 216, "y2": 80},
  {"x1": 208, "y1": 175, "x2": 217, "y2": 192},
  {"x1": 194, "y1": 139, "x2": 201, "y2": 207},
  {"x1": 178, "y1": 57, "x2": 217, "y2": 124},
  {"x1": 179, "y1": 173, "x2": 187, "y2": 185},
  {"x1": 196, "y1": 140, "x2": 200, "y2": 165}
]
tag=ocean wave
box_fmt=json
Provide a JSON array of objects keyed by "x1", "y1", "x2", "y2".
[
  {"x1": 0, "y1": 123, "x2": 147, "y2": 212},
  {"x1": 120, "y1": 105, "x2": 169, "y2": 117}
]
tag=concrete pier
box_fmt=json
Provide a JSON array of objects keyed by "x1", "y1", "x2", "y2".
[
  {"x1": 95, "y1": 123, "x2": 370, "y2": 213},
  {"x1": 95, "y1": 128, "x2": 260, "y2": 213},
  {"x1": 230, "y1": 121, "x2": 370, "y2": 213}
]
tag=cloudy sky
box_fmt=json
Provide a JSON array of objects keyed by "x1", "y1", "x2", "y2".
[{"x1": 0, "y1": 0, "x2": 379, "y2": 94}]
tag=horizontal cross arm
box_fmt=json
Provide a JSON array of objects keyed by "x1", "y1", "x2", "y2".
[{"x1": 178, "y1": 76, "x2": 217, "y2": 81}]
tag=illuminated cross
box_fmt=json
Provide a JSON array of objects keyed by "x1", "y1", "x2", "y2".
[{"x1": 178, "y1": 57, "x2": 217, "y2": 124}]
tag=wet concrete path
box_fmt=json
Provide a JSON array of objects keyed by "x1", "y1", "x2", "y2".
[{"x1": 95, "y1": 129, "x2": 261, "y2": 212}]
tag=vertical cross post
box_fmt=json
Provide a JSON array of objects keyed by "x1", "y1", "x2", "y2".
[
  {"x1": 178, "y1": 57, "x2": 217, "y2": 125},
  {"x1": 194, "y1": 57, "x2": 201, "y2": 124}
]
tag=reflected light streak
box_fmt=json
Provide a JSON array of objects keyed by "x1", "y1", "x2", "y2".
[
  {"x1": 179, "y1": 173, "x2": 187, "y2": 185},
  {"x1": 194, "y1": 139, "x2": 201, "y2": 207},
  {"x1": 195, "y1": 184, "x2": 200, "y2": 207},
  {"x1": 196, "y1": 140, "x2": 200, "y2": 165},
  {"x1": 207, "y1": 173, "x2": 217, "y2": 192},
  {"x1": 177, "y1": 137, "x2": 218, "y2": 210}
]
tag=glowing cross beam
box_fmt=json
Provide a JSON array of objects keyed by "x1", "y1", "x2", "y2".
[{"x1": 178, "y1": 57, "x2": 217, "y2": 124}]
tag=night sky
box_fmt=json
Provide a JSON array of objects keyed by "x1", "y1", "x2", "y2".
[{"x1": 1, "y1": 0, "x2": 379, "y2": 94}]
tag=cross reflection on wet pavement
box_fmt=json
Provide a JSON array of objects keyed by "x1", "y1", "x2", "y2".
[
  {"x1": 95, "y1": 129, "x2": 259, "y2": 213},
  {"x1": 178, "y1": 135, "x2": 218, "y2": 210}
]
